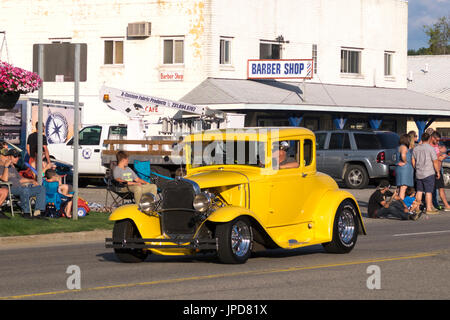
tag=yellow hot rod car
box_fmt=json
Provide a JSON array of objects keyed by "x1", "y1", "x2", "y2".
[{"x1": 105, "y1": 127, "x2": 366, "y2": 264}]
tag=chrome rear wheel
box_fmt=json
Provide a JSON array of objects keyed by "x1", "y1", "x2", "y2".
[{"x1": 323, "y1": 200, "x2": 359, "y2": 253}]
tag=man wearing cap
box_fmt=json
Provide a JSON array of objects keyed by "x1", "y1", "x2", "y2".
[
  {"x1": 368, "y1": 180, "x2": 420, "y2": 220},
  {"x1": 272, "y1": 141, "x2": 299, "y2": 169},
  {"x1": 0, "y1": 149, "x2": 46, "y2": 219}
]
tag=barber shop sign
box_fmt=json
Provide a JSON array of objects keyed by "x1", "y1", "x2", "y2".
[{"x1": 247, "y1": 59, "x2": 314, "y2": 80}]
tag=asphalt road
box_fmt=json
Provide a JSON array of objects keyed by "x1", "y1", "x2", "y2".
[{"x1": 0, "y1": 187, "x2": 449, "y2": 301}]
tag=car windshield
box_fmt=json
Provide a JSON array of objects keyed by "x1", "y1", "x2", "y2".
[{"x1": 188, "y1": 140, "x2": 266, "y2": 168}]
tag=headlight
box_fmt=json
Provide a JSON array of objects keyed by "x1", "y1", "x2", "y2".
[
  {"x1": 139, "y1": 193, "x2": 157, "y2": 214},
  {"x1": 193, "y1": 192, "x2": 213, "y2": 213}
]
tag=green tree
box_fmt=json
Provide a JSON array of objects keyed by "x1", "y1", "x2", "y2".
[{"x1": 423, "y1": 15, "x2": 450, "y2": 55}]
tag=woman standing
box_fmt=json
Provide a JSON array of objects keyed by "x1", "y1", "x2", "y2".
[{"x1": 396, "y1": 134, "x2": 415, "y2": 199}]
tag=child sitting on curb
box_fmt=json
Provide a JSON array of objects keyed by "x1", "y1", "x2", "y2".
[{"x1": 403, "y1": 187, "x2": 421, "y2": 214}]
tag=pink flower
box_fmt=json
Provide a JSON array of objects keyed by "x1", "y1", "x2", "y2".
[{"x1": 0, "y1": 61, "x2": 42, "y2": 94}]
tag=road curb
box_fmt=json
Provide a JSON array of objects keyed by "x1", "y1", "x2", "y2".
[{"x1": 0, "y1": 229, "x2": 111, "y2": 249}]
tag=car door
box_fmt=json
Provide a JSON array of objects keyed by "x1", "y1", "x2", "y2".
[
  {"x1": 268, "y1": 139, "x2": 303, "y2": 227},
  {"x1": 67, "y1": 125, "x2": 103, "y2": 174},
  {"x1": 320, "y1": 132, "x2": 351, "y2": 178}
]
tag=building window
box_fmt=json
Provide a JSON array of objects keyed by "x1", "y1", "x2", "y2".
[
  {"x1": 384, "y1": 52, "x2": 394, "y2": 76},
  {"x1": 220, "y1": 38, "x2": 231, "y2": 65},
  {"x1": 340, "y1": 49, "x2": 361, "y2": 74},
  {"x1": 163, "y1": 38, "x2": 184, "y2": 64},
  {"x1": 104, "y1": 40, "x2": 123, "y2": 65},
  {"x1": 260, "y1": 42, "x2": 281, "y2": 59},
  {"x1": 312, "y1": 44, "x2": 318, "y2": 74}
]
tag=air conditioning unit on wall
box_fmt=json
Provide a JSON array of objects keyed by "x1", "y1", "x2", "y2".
[{"x1": 127, "y1": 22, "x2": 151, "y2": 38}]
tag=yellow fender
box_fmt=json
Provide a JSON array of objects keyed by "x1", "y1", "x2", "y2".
[
  {"x1": 311, "y1": 190, "x2": 366, "y2": 244},
  {"x1": 207, "y1": 205, "x2": 264, "y2": 225},
  {"x1": 108, "y1": 204, "x2": 162, "y2": 239}
]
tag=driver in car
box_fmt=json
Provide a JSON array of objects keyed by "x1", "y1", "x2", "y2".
[{"x1": 272, "y1": 141, "x2": 299, "y2": 169}]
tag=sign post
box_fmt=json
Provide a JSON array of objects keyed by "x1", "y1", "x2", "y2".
[
  {"x1": 37, "y1": 45, "x2": 44, "y2": 187},
  {"x1": 72, "y1": 44, "x2": 80, "y2": 220},
  {"x1": 33, "y1": 43, "x2": 86, "y2": 220}
]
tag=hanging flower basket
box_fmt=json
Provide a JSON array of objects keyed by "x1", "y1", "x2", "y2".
[{"x1": 0, "y1": 60, "x2": 42, "y2": 110}]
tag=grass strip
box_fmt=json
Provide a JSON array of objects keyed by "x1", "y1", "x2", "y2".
[{"x1": 0, "y1": 211, "x2": 113, "y2": 237}]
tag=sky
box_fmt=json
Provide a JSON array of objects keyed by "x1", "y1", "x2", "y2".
[{"x1": 408, "y1": 0, "x2": 450, "y2": 50}]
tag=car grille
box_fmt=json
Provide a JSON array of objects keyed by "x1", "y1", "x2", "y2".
[{"x1": 160, "y1": 179, "x2": 197, "y2": 236}]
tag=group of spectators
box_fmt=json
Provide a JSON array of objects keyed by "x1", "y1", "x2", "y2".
[
  {"x1": 369, "y1": 128, "x2": 449, "y2": 221},
  {"x1": 0, "y1": 122, "x2": 72, "y2": 219}
]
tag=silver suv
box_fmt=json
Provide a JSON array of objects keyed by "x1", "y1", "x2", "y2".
[{"x1": 314, "y1": 130, "x2": 399, "y2": 189}]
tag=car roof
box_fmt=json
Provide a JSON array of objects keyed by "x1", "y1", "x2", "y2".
[{"x1": 184, "y1": 127, "x2": 314, "y2": 142}]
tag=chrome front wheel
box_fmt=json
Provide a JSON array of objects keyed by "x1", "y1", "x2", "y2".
[
  {"x1": 231, "y1": 220, "x2": 252, "y2": 258},
  {"x1": 217, "y1": 217, "x2": 253, "y2": 264}
]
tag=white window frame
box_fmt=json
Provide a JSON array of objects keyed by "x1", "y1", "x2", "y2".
[
  {"x1": 384, "y1": 51, "x2": 394, "y2": 76},
  {"x1": 162, "y1": 37, "x2": 184, "y2": 65},
  {"x1": 103, "y1": 38, "x2": 124, "y2": 65},
  {"x1": 220, "y1": 37, "x2": 232, "y2": 65},
  {"x1": 259, "y1": 41, "x2": 282, "y2": 60},
  {"x1": 340, "y1": 48, "x2": 362, "y2": 74}
]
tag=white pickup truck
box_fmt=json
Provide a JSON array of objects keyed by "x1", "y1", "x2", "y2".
[{"x1": 47, "y1": 123, "x2": 127, "y2": 185}]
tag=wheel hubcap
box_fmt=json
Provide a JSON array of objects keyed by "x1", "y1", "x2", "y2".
[
  {"x1": 231, "y1": 221, "x2": 251, "y2": 257},
  {"x1": 349, "y1": 169, "x2": 363, "y2": 186},
  {"x1": 338, "y1": 210, "x2": 355, "y2": 245}
]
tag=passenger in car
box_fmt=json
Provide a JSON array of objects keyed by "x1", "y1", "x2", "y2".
[{"x1": 272, "y1": 141, "x2": 299, "y2": 169}]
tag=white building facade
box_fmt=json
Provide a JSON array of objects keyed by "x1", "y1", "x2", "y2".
[{"x1": 0, "y1": 0, "x2": 410, "y2": 126}]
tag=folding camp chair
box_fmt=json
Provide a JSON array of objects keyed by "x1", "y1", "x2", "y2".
[
  {"x1": 42, "y1": 180, "x2": 72, "y2": 217},
  {"x1": 133, "y1": 160, "x2": 174, "y2": 192},
  {"x1": 0, "y1": 181, "x2": 33, "y2": 218},
  {"x1": 0, "y1": 181, "x2": 15, "y2": 217},
  {"x1": 104, "y1": 162, "x2": 135, "y2": 208}
]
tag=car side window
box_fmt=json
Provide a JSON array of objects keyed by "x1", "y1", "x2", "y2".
[
  {"x1": 328, "y1": 133, "x2": 350, "y2": 150},
  {"x1": 354, "y1": 133, "x2": 381, "y2": 149},
  {"x1": 67, "y1": 126, "x2": 102, "y2": 146},
  {"x1": 303, "y1": 139, "x2": 313, "y2": 167},
  {"x1": 272, "y1": 140, "x2": 299, "y2": 169}
]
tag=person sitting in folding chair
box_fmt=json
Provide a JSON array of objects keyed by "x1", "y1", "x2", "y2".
[
  {"x1": 0, "y1": 146, "x2": 12, "y2": 219},
  {"x1": 113, "y1": 151, "x2": 157, "y2": 203},
  {"x1": 43, "y1": 169, "x2": 73, "y2": 218},
  {"x1": 0, "y1": 149, "x2": 46, "y2": 219}
]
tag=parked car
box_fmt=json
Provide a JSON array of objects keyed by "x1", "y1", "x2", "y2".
[
  {"x1": 314, "y1": 130, "x2": 399, "y2": 189},
  {"x1": 105, "y1": 127, "x2": 366, "y2": 264}
]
